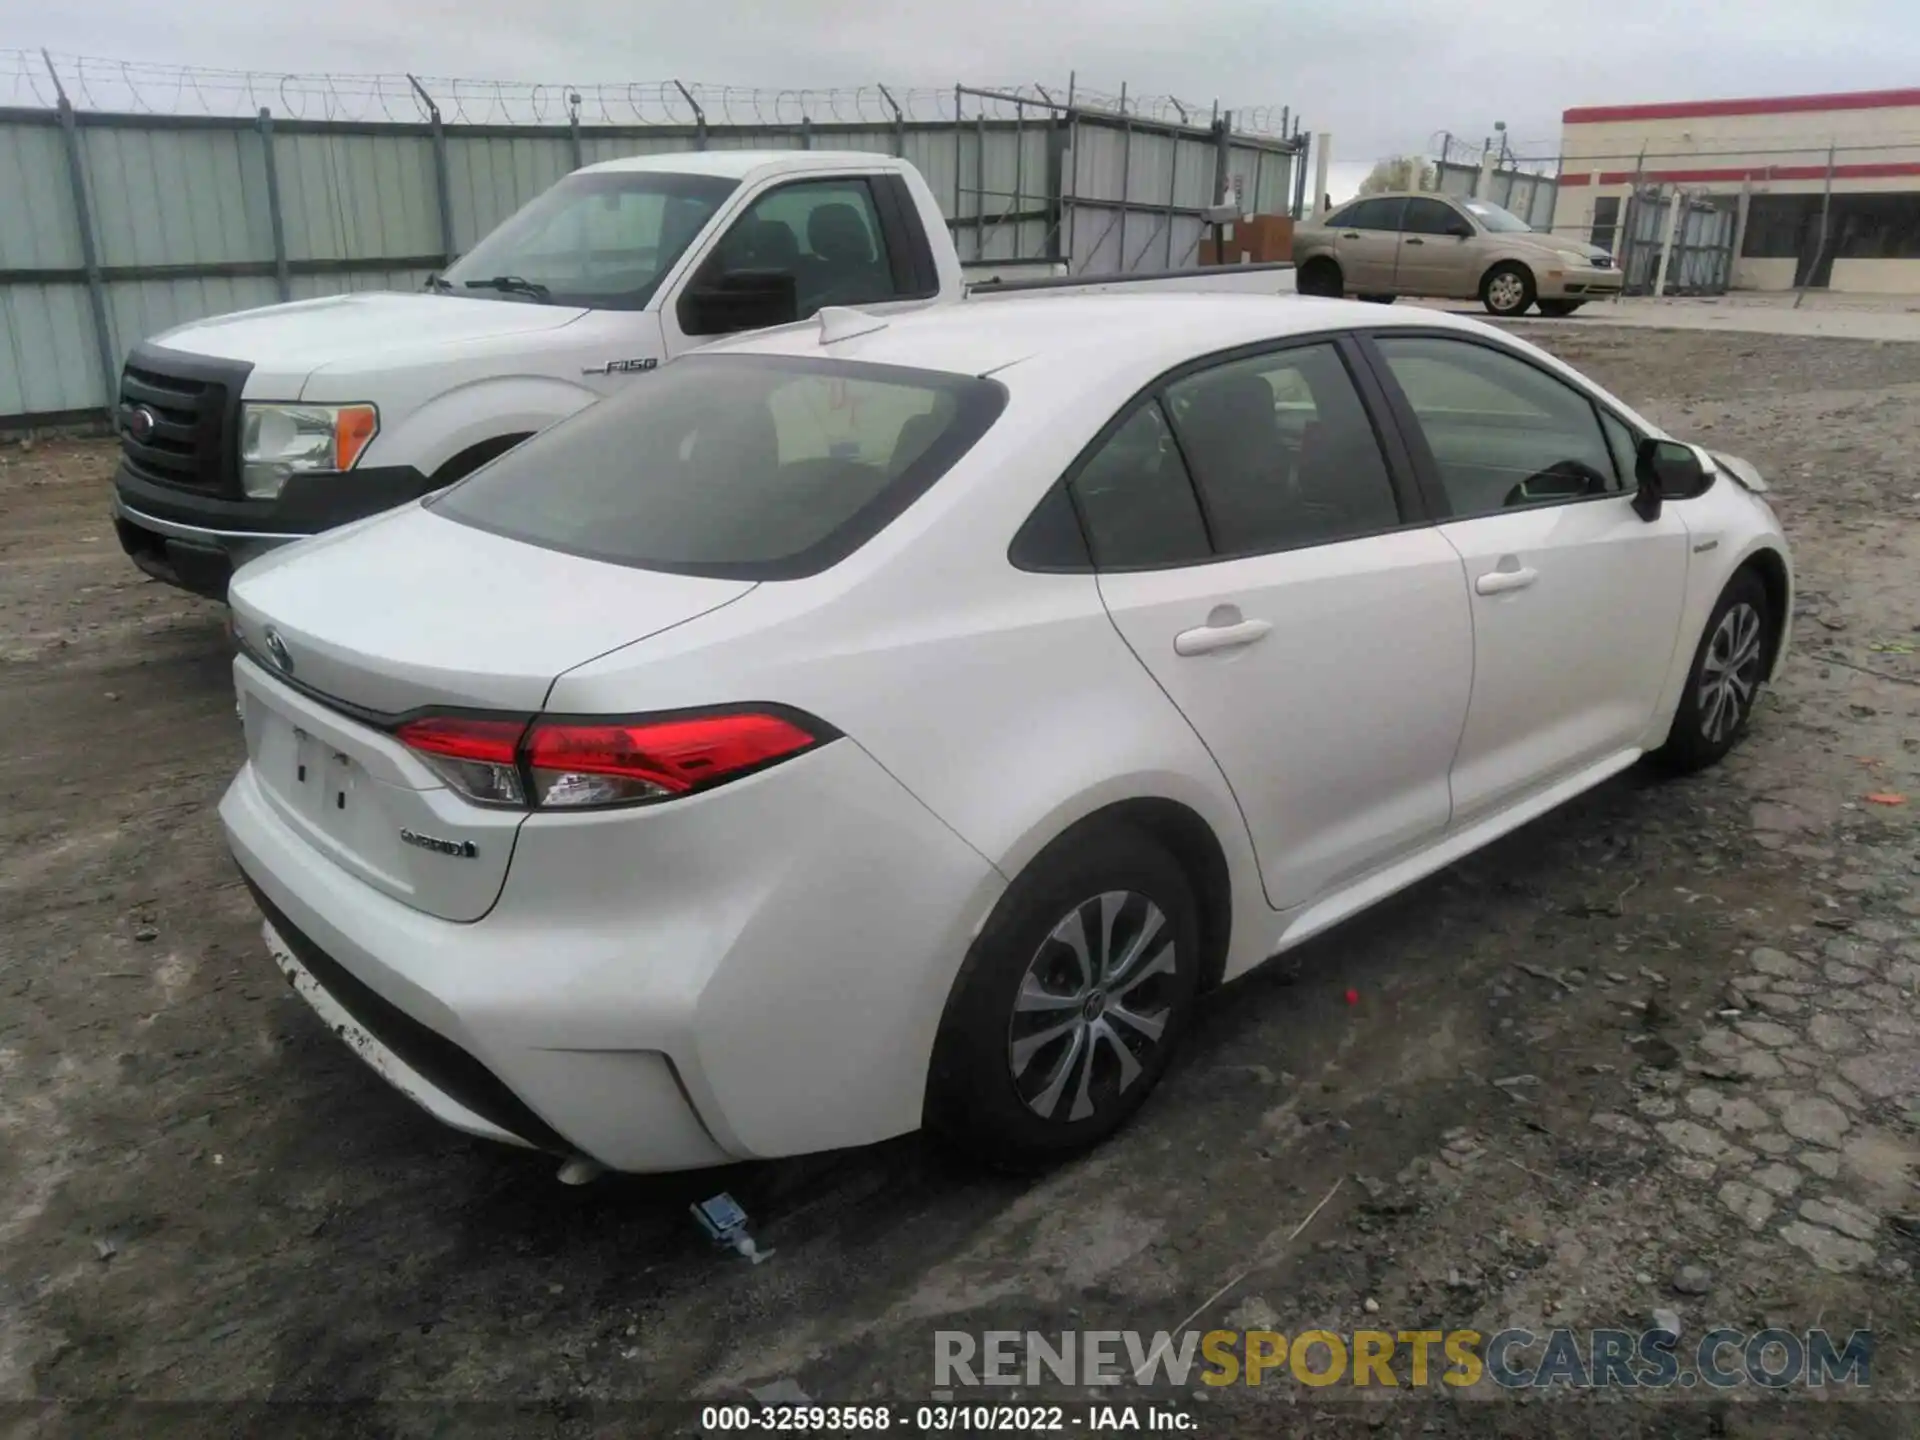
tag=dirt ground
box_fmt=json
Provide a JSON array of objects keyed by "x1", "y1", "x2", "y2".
[{"x1": 2, "y1": 326, "x2": 1919, "y2": 1439}]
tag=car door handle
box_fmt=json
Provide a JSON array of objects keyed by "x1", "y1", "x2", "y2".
[
  {"x1": 1404, "y1": 237, "x2": 1425, "y2": 246},
  {"x1": 1475, "y1": 567, "x2": 1539, "y2": 596},
  {"x1": 1174, "y1": 619, "x2": 1272, "y2": 656},
  {"x1": 1340, "y1": 231, "x2": 1361, "y2": 239}
]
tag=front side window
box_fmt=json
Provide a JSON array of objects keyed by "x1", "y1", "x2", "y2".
[
  {"x1": 699, "y1": 179, "x2": 900, "y2": 321},
  {"x1": 1373, "y1": 336, "x2": 1620, "y2": 517},
  {"x1": 432, "y1": 356, "x2": 1005, "y2": 579},
  {"x1": 1402, "y1": 198, "x2": 1467, "y2": 236},
  {"x1": 442, "y1": 172, "x2": 737, "y2": 310},
  {"x1": 1599, "y1": 408, "x2": 1640, "y2": 487},
  {"x1": 1163, "y1": 343, "x2": 1403, "y2": 555}
]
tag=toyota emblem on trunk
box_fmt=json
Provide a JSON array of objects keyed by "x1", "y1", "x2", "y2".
[
  {"x1": 264, "y1": 628, "x2": 294, "y2": 675},
  {"x1": 125, "y1": 405, "x2": 157, "y2": 443}
]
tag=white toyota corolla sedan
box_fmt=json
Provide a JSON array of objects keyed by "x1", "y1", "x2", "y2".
[{"x1": 221, "y1": 294, "x2": 1791, "y2": 1173}]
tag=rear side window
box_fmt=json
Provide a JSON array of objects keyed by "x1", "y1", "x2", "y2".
[
  {"x1": 1163, "y1": 343, "x2": 1403, "y2": 555},
  {"x1": 1330, "y1": 197, "x2": 1406, "y2": 231},
  {"x1": 1068, "y1": 402, "x2": 1211, "y2": 569},
  {"x1": 431, "y1": 355, "x2": 1006, "y2": 579}
]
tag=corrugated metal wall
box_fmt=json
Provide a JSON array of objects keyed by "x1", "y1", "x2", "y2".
[
  {"x1": 1433, "y1": 161, "x2": 1560, "y2": 230},
  {"x1": 0, "y1": 101, "x2": 1301, "y2": 424}
]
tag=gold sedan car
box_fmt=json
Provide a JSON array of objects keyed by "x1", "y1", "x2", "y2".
[{"x1": 1292, "y1": 192, "x2": 1623, "y2": 316}]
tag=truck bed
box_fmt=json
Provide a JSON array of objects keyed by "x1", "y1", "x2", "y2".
[{"x1": 964, "y1": 260, "x2": 1296, "y2": 301}]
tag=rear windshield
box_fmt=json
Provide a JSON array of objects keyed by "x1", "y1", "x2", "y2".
[{"x1": 430, "y1": 355, "x2": 1008, "y2": 579}]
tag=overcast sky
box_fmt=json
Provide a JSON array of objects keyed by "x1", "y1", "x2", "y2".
[{"x1": 11, "y1": 0, "x2": 1919, "y2": 197}]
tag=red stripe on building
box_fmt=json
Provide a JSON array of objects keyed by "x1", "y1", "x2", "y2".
[
  {"x1": 1557, "y1": 161, "x2": 1920, "y2": 187},
  {"x1": 1563, "y1": 89, "x2": 1920, "y2": 125}
]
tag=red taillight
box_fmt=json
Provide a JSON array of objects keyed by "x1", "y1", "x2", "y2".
[
  {"x1": 526, "y1": 712, "x2": 822, "y2": 808},
  {"x1": 394, "y1": 715, "x2": 530, "y2": 806},
  {"x1": 393, "y1": 709, "x2": 825, "y2": 809}
]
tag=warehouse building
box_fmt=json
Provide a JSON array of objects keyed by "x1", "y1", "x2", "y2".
[{"x1": 1552, "y1": 87, "x2": 1920, "y2": 294}]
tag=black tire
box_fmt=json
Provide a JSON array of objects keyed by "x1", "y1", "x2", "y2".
[
  {"x1": 1357, "y1": 294, "x2": 1397, "y2": 305},
  {"x1": 1481, "y1": 262, "x2": 1537, "y2": 317},
  {"x1": 1297, "y1": 259, "x2": 1344, "y2": 298},
  {"x1": 1652, "y1": 571, "x2": 1772, "y2": 774},
  {"x1": 1537, "y1": 299, "x2": 1585, "y2": 317},
  {"x1": 926, "y1": 825, "x2": 1201, "y2": 1169}
]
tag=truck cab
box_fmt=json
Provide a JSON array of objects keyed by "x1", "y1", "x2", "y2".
[{"x1": 111, "y1": 151, "x2": 963, "y2": 598}]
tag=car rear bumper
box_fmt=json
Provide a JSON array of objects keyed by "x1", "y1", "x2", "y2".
[{"x1": 220, "y1": 735, "x2": 1005, "y2": 1173}]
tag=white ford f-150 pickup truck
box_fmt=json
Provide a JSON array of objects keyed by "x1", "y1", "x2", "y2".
[{"x1": 109, "y1": 149, "x2": 1295, "y2": 597}]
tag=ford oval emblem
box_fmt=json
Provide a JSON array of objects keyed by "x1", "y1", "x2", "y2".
[
  {"x1": 126, "y1": 405, "x2": 158, "y2": 443},
  {"x1": 264, "y1": 627, "x2": 294, "y2": 675}
]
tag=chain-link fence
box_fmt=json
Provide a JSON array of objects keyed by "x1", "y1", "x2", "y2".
[{"x1": 0, "y1": 51, "x2": 1308, "y2": 424}]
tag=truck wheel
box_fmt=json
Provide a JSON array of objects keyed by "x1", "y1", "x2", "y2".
[
  {"x1": 1481, "y1": 263, "x2": 1536, "y2": 317},
  {"x1": 1297, "y1": 259, "x2": 1343, "y2": 298},
  {"x1": 925, "y1": 825, "x2": 1200, "y2": 1169}
]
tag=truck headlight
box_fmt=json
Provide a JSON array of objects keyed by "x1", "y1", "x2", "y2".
[{"x1": 240, "y1": 403, "x2": 378, "y2": 499}]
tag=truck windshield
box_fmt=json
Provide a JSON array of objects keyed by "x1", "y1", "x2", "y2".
[
  {"x1": 429, "y1": 355, "x2": 1008, "y2": 580},
  {"x1": 440, "y1": 171, "x2": 739, "y2": 311},
  {"x1": 1461, "y1": 199, "x2": 1533, "y2": 234}
]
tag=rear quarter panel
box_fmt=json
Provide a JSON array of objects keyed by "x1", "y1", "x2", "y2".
[{"x1": 544, "y1": 382, "x2": 1274, "y2": 981}]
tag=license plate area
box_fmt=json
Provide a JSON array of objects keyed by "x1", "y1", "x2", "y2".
[
  {"x1": 292, "y1": 727, "x2": 359, "y2": 831},
  {"x1": 234, "y1": 656, "x2": 523, "y2": 922},
  {"x1": 250, "y1": 704, "x2": 403, "y2": 883}
]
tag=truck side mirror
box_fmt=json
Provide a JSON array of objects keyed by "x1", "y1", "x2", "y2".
[{"x1": 680, "y1": 270, "x2": 800, "y2": 338}]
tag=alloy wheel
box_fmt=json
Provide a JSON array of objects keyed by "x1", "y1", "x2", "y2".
[
  {"x1": 1006, "y1": 890, "x2": 1178, "y2": 1124},
  {"x1": 1698, "y1": 601, "x2": 1764, "y2": 743},
  {"x1": 1487, "y1": 272, "x2": 1526, "y2": 314}
]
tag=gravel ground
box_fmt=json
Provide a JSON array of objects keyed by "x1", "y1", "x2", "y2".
[{"x1": 2, "y1": 325, "x2": 1918, "y2": 1438}]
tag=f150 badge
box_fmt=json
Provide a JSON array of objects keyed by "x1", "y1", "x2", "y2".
[{"x1": 582, "y1": 357, "x2": 659, "y2": 376}]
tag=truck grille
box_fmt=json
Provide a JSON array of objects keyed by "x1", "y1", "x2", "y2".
[{"x1": 117, "y1": 346, "x2": 252, "y2": 497}]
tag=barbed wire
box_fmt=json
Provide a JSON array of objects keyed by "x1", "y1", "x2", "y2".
[
  {"x1": 0, "y1": 50, "x2": 1298, "y2": 137},
  {"x1": 1431, "y1": 129, "x2": 1561, "y2": 173}
]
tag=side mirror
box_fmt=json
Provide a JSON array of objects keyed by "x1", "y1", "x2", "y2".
[
  {"x1": 1446, "y1": 220, "x2": 1475, "y2": 239},
  {"x1": 1633, "y1": 438, "x2": 1713, "y2": 520},
  {"x1": 680, "y1": 269, "x2": 799, "y2": 338}
]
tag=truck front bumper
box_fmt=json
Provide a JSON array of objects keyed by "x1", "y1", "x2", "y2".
[
  {"x1": 113, "y1": 460, "x2": 434, "y2": 601},
  {"x1": 113, "y1": 495, "x2": 304, "y2": 600}
]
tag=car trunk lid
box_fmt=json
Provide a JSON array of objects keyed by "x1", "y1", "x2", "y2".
[
  {"x1": 228, "y1": 506, "x2": 756, "y2": 921},
  {"x1": 228, "y1": 505, "x2": 756, "y2": 714}
]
